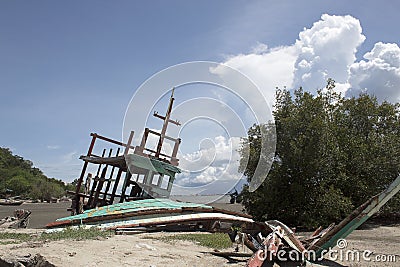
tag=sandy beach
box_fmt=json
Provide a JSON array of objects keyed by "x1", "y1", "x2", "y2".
[
  {"x1": 0, "y1": 225, "x2": 399, "y2": 267},
  {"x1": 1, "y1": 201, "x2": 399, "y2": 266}
]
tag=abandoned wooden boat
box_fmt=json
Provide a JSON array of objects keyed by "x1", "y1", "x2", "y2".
[
  {"x1": 68, "y1": 89, "x2": 183, "y2": 215},
  {"x1": 46, "y1": 198, "x2": 265, "y2": 233}
]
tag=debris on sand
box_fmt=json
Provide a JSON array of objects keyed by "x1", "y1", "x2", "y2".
[
  {"x1": 0, "y1": 210, "x2": 31, "y2": 229},
  {"x1": 220, "y1": 175, "x2": 400, "y2": 266},
  {"x1": 0, "y1": 253, "x2": 55, "y2": 267}
]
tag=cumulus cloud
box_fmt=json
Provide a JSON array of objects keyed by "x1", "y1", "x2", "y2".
[
  {"x1": 175, "y1": 136, "x2": 243, "y2": 190},
  {"x1": 293, "y1": 14, "x2": 365, "y2": 91},
  {"x1": 219, "y1": 14, "x2": 399, "y2": 105},
  {"x1": 251, "y1": 42, "x2": 269, "y2": 54},
  {"x1": 347, "y1": 42, "x2": 400, "y2": 102},
  {"x1": 221, "y1": 45, "x2": 297, "y2": 107}
]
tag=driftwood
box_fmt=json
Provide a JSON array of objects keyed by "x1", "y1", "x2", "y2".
[
  {"x1": 0, "y1": 210, "x2": 31, "y2": 229},
  {"x1": 0, "y1": 254, "x2": 55, "y2": 267}
]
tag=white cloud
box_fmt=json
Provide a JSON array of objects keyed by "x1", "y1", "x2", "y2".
[
  {"x1": 347, "y1": 42, "x2": 400, "y2": 102},
  {"x1": 251, "y1": 42, "x2": 269, "y2": 54},
  {"x1": 46, "y1": 145, "x2": 60, "y2": 150},
  {"x1": 221, "y1": 45, "x2": 297, "y2": 107},
  {"x1": 219, "y1": 14, "x2": 367, "y2": 106},
  {"x1": 175, "y1": 135, "x2": 243, "y2": 191},
  {"x1": 179, "y1": 167, "x2": 219, "y2": 185},
  {"x1": 293, "y1": 14, "x2": 365, "y2": 91},
  {"x1": 62, "y1": 151, "x2": 77, "y2": 163},
  {"x1": 219, "y1": 14, "x2": 399, "y2": 105}
]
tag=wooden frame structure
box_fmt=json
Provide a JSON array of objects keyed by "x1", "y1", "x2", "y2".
[{"x1": 70, "y1": 90, "x2": 181, "y2": 214}]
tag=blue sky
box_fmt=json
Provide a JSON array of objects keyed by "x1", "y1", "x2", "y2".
[{"x1": 1, "y1": 1, "x2": 399, "y2": 194}]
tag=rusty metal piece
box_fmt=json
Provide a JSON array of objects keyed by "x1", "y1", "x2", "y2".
[
  {"x1": 310, "y1": 226, "x2": 323, "y2": 237},
  {"x1": 246, "y1": 250, "x2": 267, "y2": 267},
  {"x1": 242, "y1": 234, "x2": 258, "y2": 253},
  {"x1": 266, "y1": 220, "x2": 306, "y2": 253},
  {"x1": 304, "y1": 223, "x2": 335, "y2": 248}
]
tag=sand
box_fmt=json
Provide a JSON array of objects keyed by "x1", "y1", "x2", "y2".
[
  {"x1": 0, "y1": 226, "x2": 399, "y2": 267},
  {"x1": 0, "y1": 231, "x2": 248, "y2": 267},
  {"x1": 1, "y1": 202, "x2": 399, "y2": 266}
]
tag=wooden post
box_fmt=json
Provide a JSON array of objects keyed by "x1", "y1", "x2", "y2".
[
  {"x1": 167, "y1": 175, "x2": 174, "y2": 192},
  {"x1": 73, "y1": 133, "x2": 97, "y2": 214},
  {"x1": 171, "y1": 138, "x2": 181, "y2": 166},
  {"x1": 119, "y1": 172, "x2": 132, "y2": 203},
  {"x1": 124, "y1": 131, "x2": 135, "y2": 155},
  {"x1": 143, "y1": 171, "x2": 153, "y2": 185},
  {"x1": 156, "y1": 89, "x2": 175, "y2": 157},
  {"x1": 87, "y1": 148, "x2": 106, "y2": 208},
  {"x1": 136, "y1": 128, "x2": 149, "y2": 155},
  {"x1": 92, "y1": 166, "x2": 107, "y2": 208},
  {"x1": 91, "y1": 149, "x2": 112, "y2": 207},
  {"x1": 102, "y1": 148, "x2": 120, "y2": 202},
  {"x1": 157, "y1": 174, "x2": 164, "y2": 187},
  {"x1": 110, "y1": 169, "x2": 123, "y2": 204}
]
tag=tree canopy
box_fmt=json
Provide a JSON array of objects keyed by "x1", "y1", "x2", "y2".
[
  {"x1": 0, "y1": 147, "x2": 73, "y2": 201},
  {"x1": 239, "y1": 80, "x2": 400, "y2": 228}
]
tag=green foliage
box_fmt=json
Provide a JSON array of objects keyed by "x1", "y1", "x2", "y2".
[
  {"x1": 0, "y1": 232, "x2": 32, "y2": 244},
  {"x1": 0, "y1": 148, "x2": 74, "y2": 200},
  {"x1": 157, "y1": 233, "x2": 232, "y2": 250},
  {"x1": 5, "y1": 175, "x2": 32, "y2": 195},
  {"x1": 239, "y1": 79, "x2": 400, "y2": 229},
  {"x1": 65, "y1": 179, "x2": 79, "y2": 192}
]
